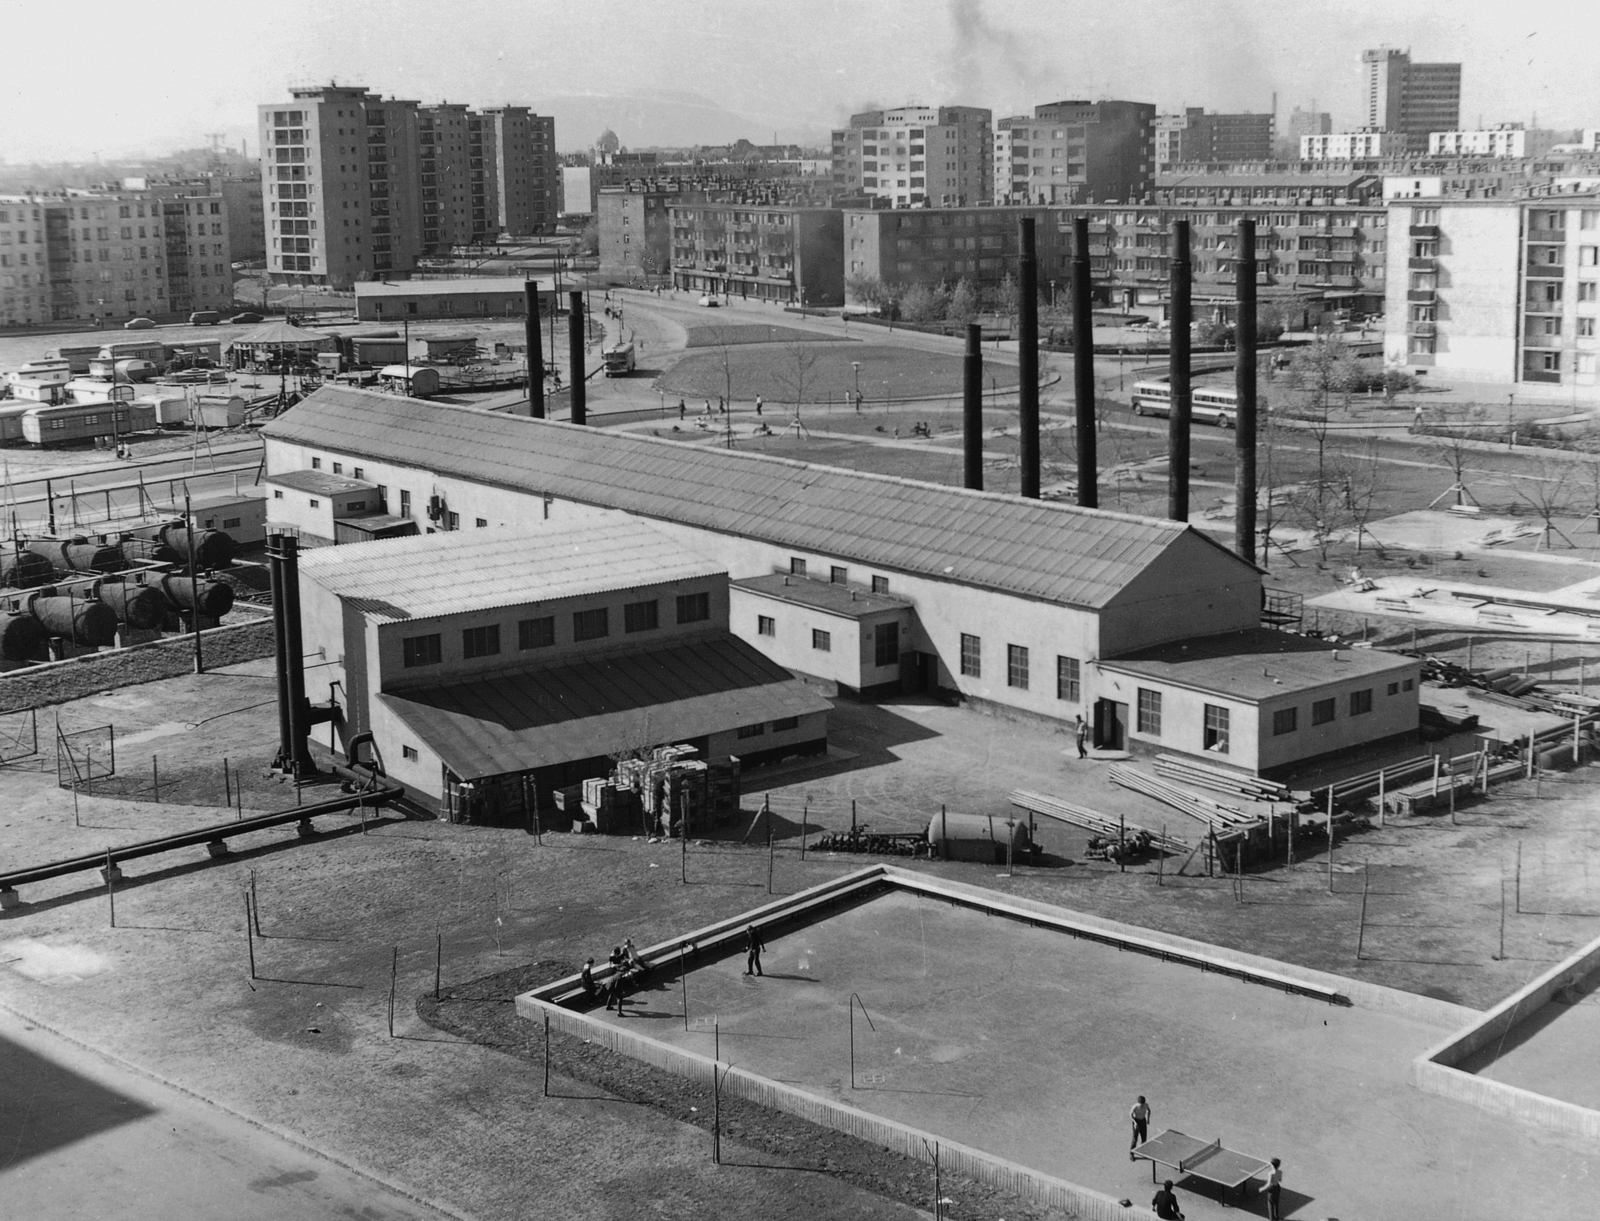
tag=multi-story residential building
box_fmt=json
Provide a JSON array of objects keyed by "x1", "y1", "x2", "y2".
[
  {"x1": 158, "y1": 191, "x2": 234, "y2": 317},
  {"x1": 1385, "y1": 197, "x2": 1600, "y2": 398},
  {"x1": 1427, "y1": 126, "x2": 1527, "y2": 158},
  {"x1": 831, "y1": 106, "x2": 992, "y2": 208},
  {"x1": 1156, "y1": 166, "x2": 1382, "y2": 206},
  {"x1": 128, "y1": 174, "x2": 262, "y2": 263},
  {"x1": 597, "y1": 187, "x2": 675, "y2": 280},
  {"x1": 843, "y1": 205, "x2": 1070, "y2": 298},
  {"x1": 1154, "y1": 109, "x2": 1274, "y2": 170},
  {"x1": 418, "y1": 103, "x2": 496, "y2": 250},
  {"x1": 668, "y1": 204, "x2": 843, "y2": 304},
  {"x1": 994, "y1": 100, "x2": 1155, "y2": 206},
  {"x1": 485, "y1": 107, "x2": 557, "y2": 235},
  {"x1": 1285, "y1": 108, "x2": 1332, "y2": 144},
  {"x1": 1301, "y1": 131, "x2": 1402, "y2": 160},
  {"x1": 0, "y1": 193, "x2": 173, "y2": 326},
  {"x1": 1363, "y1": 48, "x2": 1462, "y2": 153}
]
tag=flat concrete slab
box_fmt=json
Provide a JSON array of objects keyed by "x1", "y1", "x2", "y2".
[
  {"x1": 594, "y1": 888, "x2": 1600, "y2": 1221},
  {"x1": 1462, "y1": 971, "x2": 1600, "y2": 1110}
]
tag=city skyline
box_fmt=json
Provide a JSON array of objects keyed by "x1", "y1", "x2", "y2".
[{"x1": 5, "y1": 0, "x2": 1600, "y2": 163}]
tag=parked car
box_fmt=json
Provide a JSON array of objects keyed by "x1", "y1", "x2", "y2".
[
  {"x1": 697, "y1": 296, "x2": 719, "y2": 308},
  {"x1": 188, "y1": 310, "x2": 221, "y2": 326},
  {"x1": 227, "y1": 312, "x2": 265, "y2": 324},
  {"x1": 123, "y1": 317, "x2": 156, "y2": 330}
]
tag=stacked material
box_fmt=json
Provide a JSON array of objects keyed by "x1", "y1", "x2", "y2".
[
  {"x1": 1009, "y1": 789, "x2": 1188, "y2": 853},
  {"x1": 1106, "y1": 765, "x2": 1267, "y2": 836},
  {"x1": 1319, "y1": 755, "x2": 1437, "y2": 807},
  {"x1": 1153, "y1": 755, "x2": 1298, "y2": 807}
]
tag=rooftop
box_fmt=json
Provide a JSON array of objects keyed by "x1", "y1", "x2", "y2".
[
  {"x1": 297, "y1": 520, "x2": 723, "y2": 623},
  {"x1": 733, "y1": 574, "x2": 910, "y2": 619},
  {"x1": 1098, "y1": 629, "x2": 1418, "y2": 701},
  {"x1": 264, "y1": 387, "x2": 1254, "y2": 611},
  {"x1": 353, "y1": 278, "x2": 554, "y2": 299},
  {"x1": 268, "y1": 469, "x2": 376, "y2": 497}
]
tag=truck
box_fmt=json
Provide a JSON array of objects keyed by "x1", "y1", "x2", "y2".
[{"x1": 602, "y1": 341, "x2": 636, "y2": 377}]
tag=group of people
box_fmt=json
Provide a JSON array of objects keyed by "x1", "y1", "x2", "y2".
[
  {"x1": 578, "y1": 926, "x2": 768, "y2": 1018},
  {"x1": 1132, "y1": 1095, "x2": 1284, "y2": 1221}
]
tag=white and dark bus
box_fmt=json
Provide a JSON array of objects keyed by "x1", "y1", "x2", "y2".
[{"x1": 1130, "y1": 381, "x2": 1244, "y2": 428}]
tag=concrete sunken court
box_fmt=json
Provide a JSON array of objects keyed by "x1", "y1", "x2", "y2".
[{"x1": 532, "y1": 874, "x2": 1600, "y2": 1221}]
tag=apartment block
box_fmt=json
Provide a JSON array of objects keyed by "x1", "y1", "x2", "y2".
[
  {"x1": 1427, "y1": 127, "x2": 1527, "y2": 158},
  {"x1": 418, "y1": 104, "x2": 499, "y2": 250},
  {"x1": 843, "y1": 205, "x2": 1069, "y2": 297},
  {"x1": 597, "y1": 188, "x2": 675, "y2": 280},
  {"x1": 1301, "y1": 131, "x2": 1402, "y2": 160},
  {"x1": 159, "y1": 191, "x2": 234, "y2": 316},
  {"x1": 1155, "y1": 109, "x2": 1273, "y2": 170},
  {"x1": 995, "y1": 100, "x2": 1155, "y2": 206},
  {"x1": 1363, "y1": 49, "x2": 1462, "y2": 153},
  {"x1": 668, "y1": 204, "x2": 843, "y2": 304},
  {"x1": 831, "y1": 106, "x2": 992, "y2": 208},
  {"x1": 1, "y1": 194, "x2": 171, "y2": 326},
  {"x1": 485, "y1": 107, "x2": 557, "y2": 235}
]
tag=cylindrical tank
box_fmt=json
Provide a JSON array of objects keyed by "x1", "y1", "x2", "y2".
[
  {"x1": 1, "y1": 549, "x2": 56, "y2": 588},
  {"x1": 153, "y1": 521, "x2": 235, "y2": 568},
  {"x1": 114, "y1": 358, "x2": 156, "y2": 383},
  {"x1": 96, "y1": 578, "x2": 168, "y2": 631},
  {"x1": 0, "y1": 611, "x2": 48, "y2": 661},
  {"x1": 29, "y1": 594, "x2": 120, "y2": 647},
  {"x1": 926, "y1": 811, "x2": 1035, "y2": 865},
  {"x1": 118, "y1": 536, "x2": 180, "y2": 565},
  {"x1": 25, "y1": 537, "x2": 125, "y2": 573},
  {"x1": 155, "y1": 574, "x2": 234, "y2": 619}
]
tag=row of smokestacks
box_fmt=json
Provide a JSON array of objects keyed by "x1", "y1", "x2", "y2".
[
  {"x1": 963, "y1": 217, "x2": 1259, "y2": 564},
  {"x1": 521, "y1": 282, "x2": 590, "y2": 428}
]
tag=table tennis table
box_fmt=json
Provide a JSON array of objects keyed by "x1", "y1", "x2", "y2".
[{"x1": 1133, "y1": 1129, "x2": 1271, "y2": 1207}]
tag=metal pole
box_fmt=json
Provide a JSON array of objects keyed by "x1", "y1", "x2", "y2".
[
  {"x1": 713, "y1": 1061, "x2": 722, "y2": 1164},
  {"x1": 1516, "y1": 840, "x2": 1522, "y2": 913},
  {"x1": 1235, "y1": 219, "x2": 1257, "y2": 561},
  {"x1": 851, "y1": 799, "x2": 856, "y2": 835},
  {"x1": 680, "y1": 789, "x2": 687, "y2": 884},
  {"x1": 1073, "y1": 216, "x2": 1097, "y2": 508},
  {"x1": 185, "y1": 491, "x2": 203, "y2": 674},
  {"x1": 568, "y1": 291, "x2": 586, "y2": 425},
  {"x1": 388, "y1": 946, "x2": 397, "y2": 1038},
  {"x1": 525, "y1": 280, "x2": 545, "y2": 419},
  {"x1": 1327, "y1": 786, "x2": 1335, "y2": 893},
  {"x1": 1377, "y1": 767, "x2": 1386, "y2": 828},
  {"x1": 543, "y1": 1012, "x2": 550, "y2": 1097},
  {"x1": 244, "y1": 892, "x2": 254, "y2": 977},
  {"x1": 251, "y1": 870, "x2": 261, "y2": 935},
  {"x1": 767, "y1": 800, "x2": 774, "y2": 895},
  {"x1": 962, "y1": 323, "x2": 983, "y2": 491},
  {"x1": 801, "y1": 800, "x2": 808, "y2": 860},
  {"x1": 1017, "y1": 218, "x2": 1039, "y2": 499},
  {"x1": 1119, "y1": 812, "x2": 1126, "y2": 872},
  {"x1": 680, "y1": 944, "x2": 689, "y2": 1031},
  {"x1": 849, "y1": 998, "x2": 855, "y2": 1088},
  {"x1": 224, "y1": 757, "x2": 231, "y2": 806},
  {"x1": 1498, "y1": 876, "x2": 1507, "y2": 960},
  {"x1": 152, "y1": 754, "x2": 159, "y2": 803},
  {"x1": 1158, "y1": 825, "x2": 1164, "y2": 886},
  {"x1": 435, "y1": 929, "x2": 442, "y2": 1001},
  {"x1": 106, "y1": 848, "x2": 115, "y2": 928},
  {"x1": 1357, "y1": 863, "x2": 1370, "y2": 959},
  {"x1": 1168, "y1": 218, "x2": 1192, "y2": 523}
]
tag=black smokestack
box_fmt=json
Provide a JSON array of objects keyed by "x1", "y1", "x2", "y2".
[
  {"x1": 1234, "y1": 218, "x2": 1258, "y2": 563},
  {"x1": 963, "y1": 322, "x2": 983, "y2": 491},
  {"x1": 1167, "y1": 218, "x2": 1192, "y2": 523},
  {"x1": 1017, "y1": 217, "x2": 1039, "y2": 499},
  {"x1": 525, "y1": 280, "x2": 545, "y2": 420},
  {"x1": 1072, "y1": 217, "x2": 1097, "y2": 509},
  {"x1": 268, "y1": 535, "x2": 291, "y2": 771},
  {"x1": 269, "y1": 534, "x2": 316, "y2": 778},
  {"x1": 568, "y1": 290, "x2": 586, "y2": 426}
]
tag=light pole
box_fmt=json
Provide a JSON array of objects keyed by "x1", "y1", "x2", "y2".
[{"x1": 851, "y1": 361, "x2": 861, "y2": 407}]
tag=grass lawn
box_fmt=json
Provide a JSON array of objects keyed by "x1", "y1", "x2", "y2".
[{"x1": 659, "y1": 343, "x2": 1019, "y2": 405}]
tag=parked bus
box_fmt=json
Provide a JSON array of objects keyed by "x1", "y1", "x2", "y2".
[
  {"x1": 1130, "y1": 380, "x2": 1246, "y2": 428},
  {"x1": 602, "y1": 342, "x2": 636, "y2": 377}
]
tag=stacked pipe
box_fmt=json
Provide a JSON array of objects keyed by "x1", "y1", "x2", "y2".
[
  {"x1": 0, "y1": 611, "x2": 47, "y2": 662},
  {"x1": 94, "y1": 576, "x2": 168, "y2": 631},
  {"x1": 268, "y1": 533, "x2": 317, "y2": 777},
  {"x1": 962, "y1": 323, "x2": 983, "y2": 491},
  {"x1": 1072, "y1": 217, "x2": 1097, "y2": 509},
  {"x1": 1017, "y1": 218, "x2": 1039, "y2": 499},
  {"x1": 1168, "y1": 218, "x2": 1192, "y2": 523},
  {"x1": 148, "y1": 521, "x2": 235, "y2": 568},
  {"x1": 151, "y1": 573, "x2": 234, "y2": 621},
  {"x1": 27, "y1": 589, "x2": 119, "y2": 648}
]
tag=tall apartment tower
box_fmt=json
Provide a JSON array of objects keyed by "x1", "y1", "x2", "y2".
[
  {"x1": 995, "y1": 100, "x2": 1155, "y2": 205},
  {"x1": 830, "y1": 105, "x2": 992, "y2": 207},
  {"x1": 1363, "y1": 49, "x2": 1461, "y2": 153},
  {"x1": 258, "y1": 85, "x2": 424, "y2": 288},
  {"x1": 418, "y1": 103, "x2": 497, "y2": 251},
  {"x1": 485, "y1": 107, "x2": 558, "y2": 236}
]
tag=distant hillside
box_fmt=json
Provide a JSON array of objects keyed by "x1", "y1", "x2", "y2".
[{"x1": 533, "y1": 89, "x2": 818, "y2": 152}]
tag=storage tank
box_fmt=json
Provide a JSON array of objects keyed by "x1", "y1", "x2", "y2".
[
  {"x1": 95, "y1": 577, "x2": 168, "y2": 630},
  {"x1": 0, "y1": 611, "x2": 48, "y2": 662},
  {"x1": 152, "y1": 521, "x2": 235, "y2": 568},
  {"x1": 1, "y1": 548, "x2": 56, "y2": 588},
  {"x1": 155, "y1": 573, "x2": 234, "y2": 618},
  {"x1": 25, "y1": 537, "x2": 125, "y2": 573},
  {"x1": 118, "y1": 536, "x2": 180, "y2": 565},
  {"x1": 925, "y1": 811, "x2": 1035, "y2": 864},
  {"x1": 29, "y1": 592, "x2": 120, "y2": 647}
]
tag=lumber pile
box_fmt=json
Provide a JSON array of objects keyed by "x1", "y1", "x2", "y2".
[
  {"x1": 1106, "y1": 765, "x2": 1267, "y2": 836},
  {"x1": 1009, "y1": 789, "x2": 1188, "y2": 854},
  {"x1": 1154, "y1": 755, "x2": 1299, "y2": 808}
]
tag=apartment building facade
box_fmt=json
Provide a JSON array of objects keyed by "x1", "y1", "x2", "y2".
[
  {"x1": 831, "y1": 106, "x2": 992, "y2": 208},
  {"x1": 1427, "y1": 127, "x2": 1527, "y2": 159},
  {"x1": 669, "y1": 204, "x2": 843, "y2": 304},
  {"x1": 597, "y1": 188, "x2": 675, "y2": 280},
  {"x1": 1363, "y1": 49, "x2": 1462, "y2": 153},
  {"x1": 994, "y1": 100, "x2": 1155, "y2": 206},
  {"x1": 486, "y1": 107, "x2": 557, "y2": 235},
  {"x1": 1155, "y1": 109, "x2": 1274, "y2": 171},
  {"x1": 1301, "y1": 131, "x2": 1402, "y2": 160},
  {"x1": 159, "y1": 191, "x2": 234, "y2": 317},
  {"x1": 1, "y1": 193, "x2": 178, "y2": 326},
  {"x1": 843, "y1": 205, "x2": 1069, "y2": 297}
]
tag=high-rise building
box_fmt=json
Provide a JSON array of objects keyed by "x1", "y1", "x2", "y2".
[
  {"x1": 1154, "y1": 109, "x2": 1274, "y2": 169},
  {"x1": 831, "y1": 106, "x2": 992, "y2": 208},
  {"x1": 485, "y1": 107, "x2": 557, "y2": 236},
  {"x1": 994, "y1": 100, "x2": 1155, "y2": 205},
  {"x1": 1363, "y1": 49, "x2": 1461, "y2": 153}
]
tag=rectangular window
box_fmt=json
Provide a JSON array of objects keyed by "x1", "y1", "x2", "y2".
[
  {"x1": 874, "y1": 621, "x2": 900, "y2": 668},
  {"x1": 1273, "y1": 707, "x2": 1298, "y2": 735},
  {"x1": 402, "y1": 745, "x2": 419, "y2": 762},
  {"x1": 475, "y1": 518, "x2": 488, "y2": 528},
  {"x1": 1350, "y1": 688, "x2": 1373, "y2": 716},
  {"x1": 1311, "y1": 697, "x2": 1336, "y2": 725},
  {"x1": 461, "y1": 624, "x2": 500, "y2": 659},
  {"x1": 675, "y1": 591, "x2": 710, "y2": 624},
  {"x1": 960, "y1": 633, "x2": 981, "y2": 678},
  {"x1": 736, "y1": 723, "x2": 766, "y2": 739},
  {"x1": 402, "y1": 634, "x2": 441, "y2": 668},
  {"x1": 519, "y1": 616, "x2": 555, "y2": 649},
  {"x1": 1203, "y1": 704, "x2": 1230, "y2": 754},
  {"x1": 871, "y1": 575, "x2": 890, "y2": 594},
  {"x1": 1136, "y1": 688, "x2": 1162, "y2": 736},
  {"x1": 273, "y1": 489, "x2": 283, "y2": 499},
  {"x1": 772, "y1": 716, "x2": 800, "y2": 732},
  {"x1": 308, "y1": 499, "x2": 320, "y2": 509},
  {"x1": 830, "y1": 565, "x2": 848, "y2": 584},
  {"x1": 311, "y1": 457, "x2": 322, "y2": 469},
  {"x1": 757, "y1": 615, "x2": 776, "y2": 637},
  {"x1": 1056, "y1": 655, "x2": 1080, "y2": 702},
  {"x1": 573, "y1": 607, "x2": 609, "y2": 641},
  {"x1": 1387, "y1": 682, "x2": 1400, "y2": 696},
  {"x1": 1403, "y1": 678, "x2": 1414, "y2": 691},
  {"x1": 399, "y1": 489, "x2": 411, "y2": 518},
  {"x1": 1007, "y1": 643, "x2": 1030, "y2": 690},
  {"x1": 812, "y1": 629, "x2": 832, "y2": 652},
  {"x1": 332, "y1": 462, "x2": 343, "y2": 474},
  {"x1": 623, "y1": 600, "x2": 659, "y2": 633},
  {"x1": 789, "y1": 557, "x2": 807, "y2": 576}
]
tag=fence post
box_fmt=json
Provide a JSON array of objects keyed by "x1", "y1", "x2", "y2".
[
  {"x1": 435, "y1": 929, "x2": 442, "y2": 1001},
  {"x1": 244, "y1": 892, "x2": 255, "y2": 978},
  {"x1": 152, "y1": 754, "x2": 159, "y2": 803},
  {"x1": 388, "y1": 946, "x2": 398, "y2": 1037},
  {"x1": 224, "y1": 757, "x2": 231, "y2": 806},
  {"x1": 105, "y1": 848, "x2": 115, "y2": 927}
]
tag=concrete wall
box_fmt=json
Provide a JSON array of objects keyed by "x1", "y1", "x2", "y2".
[
  {"x1": 266, "y1": 481, "x2": 379, "y2": 542},
  {"x1": 729, "y1": 586, "x2": 909, "y2": 692},
  {"x1": 1100, "y1": 533, "x2": 1260, "y2": 656},
  {"x1": 1253, "y1": 664, "x2": 1420, "y2": 772}
]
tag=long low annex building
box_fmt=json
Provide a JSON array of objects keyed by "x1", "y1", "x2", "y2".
[{"x1": 264, "y1": 387, "x2": 1419, "y2": 777}]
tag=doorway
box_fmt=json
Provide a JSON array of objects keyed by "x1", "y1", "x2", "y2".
[{"x1": 1094, "y1": 699, "x2": 1128, "y2": 751}]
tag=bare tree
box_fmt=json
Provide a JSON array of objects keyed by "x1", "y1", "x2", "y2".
[
  {"x1": 1512, "y1": 456, "x2": 1578, "y2": 550},
  {"x1": 1428, "y1": 432, "x2": 1481, "y2": 508},
  {"x1": 1286, "y1": 333, "x2": 1361, "y2": 414},
  {"x1": 772, "y1": 342, "x2": 820, "y2": 410}
]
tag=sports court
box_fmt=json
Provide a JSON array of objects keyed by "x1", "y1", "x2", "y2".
[{"x1": 587, "y1": 887, "x2": 1597, "y2": 1220}]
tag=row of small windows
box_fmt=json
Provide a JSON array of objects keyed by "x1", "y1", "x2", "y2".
[
  {"x1": 787, "y1": 556, "x2": 891, "y2": 594},
  {"x1": 1271, "y1": 680, "x2": 1411, "y2": 735},
  {"x1": 401, "y1": 593, "x2": 711, "y2": 667},
  {"x1": 958, "y1": 634, "x2": 1082, "y2": 702}
]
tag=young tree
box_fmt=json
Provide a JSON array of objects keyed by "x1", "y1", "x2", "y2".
[
  {"x1": 1513, "y1": 456, "x2": 1578, "y2": 550},
  {"x1": 1428, "y1": 432, "x2": 1481, "y2": 508},
  {"x1": 992, "y1": 273, "x2": 1021, "y2": 334},
  {"x1": 1286, "y1": 333, "x2": 1361, "y2": 414},
  {"x1": 1382, "y1": 367, "x2": 1417, "y2": 405},
  {"x1": 772, "y1": 342, "x2": 820, "y2": 409},
  {"x1": 899, "y1": 282, "x2": 951, "y2": 324},
  {"x1": 945, "y1": 277, "x2": 979, "y2": 324},
  {"x1": 576, "y1": 219, "x2": 599, "y2": 257},
  {"x1": 846, "y1": 273, "x2": 898, "y2": 315}
]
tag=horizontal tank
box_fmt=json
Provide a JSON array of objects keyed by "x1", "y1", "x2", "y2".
[
  {"x1": 926, "y1": 811, "x2": 1035, "y2": 865},
  {"x1": 96, "y1": 578, "x2": 168, "y2": 631},
  {"x1": 29, "y1": 593, "x2": 120, "y2": 647},
  {"x1": 25, "y1": 538, "x2": 124, "y2": 573},
  {"x1": 155, "y1": 573, "x2": 234, "y2": 619},
  {"x1": 0, "y1": 612, "x2": 47, "y2": 661},
  {"x1": 118, "y1": 536, "x2": 180, "y2": 566},
  {"x1": 1, "y1": 549, "x2": 56, "y2": 588},
  {"x1": 153, "y1": 521, "x2": 235, "y2": 568}
]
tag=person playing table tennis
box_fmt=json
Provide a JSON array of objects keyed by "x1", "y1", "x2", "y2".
[
  {"x1": 1151, "y1": 1179, "x2": 1184, "y2": 1220},
  {"x1": 1265, "y1": 1157, "x2": 1283, "y2": 1220}
]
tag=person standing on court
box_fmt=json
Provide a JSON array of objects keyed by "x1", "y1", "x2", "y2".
[
  {"x1": 1129, "y1": 1095, "x2": 1151, "y2": 1158},
  {"x1": 1151, "y1": 1180, "x2": 1184, "y2": 1221},
  {"x1": 744, "y1": 924, "x2": 765, "y2": 976},
  {"x1": 1264, "y1": 1157, "x2": 1282, "y2": 1220}
]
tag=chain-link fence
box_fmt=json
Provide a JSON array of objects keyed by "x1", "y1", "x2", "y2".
[
  {"x1": 56, "y1": 723, "x2": 115, "y2": 788},
  {"x1": 0, "y1": 708, "x2": 37, "y2": 765}
]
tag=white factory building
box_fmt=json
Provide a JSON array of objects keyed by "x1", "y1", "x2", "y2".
[{"x1": 264, "y1": 387, "x2": 1420, "y2": 778}]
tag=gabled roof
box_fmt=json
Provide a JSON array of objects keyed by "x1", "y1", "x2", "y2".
[{"x1": 265, "y1": 386, "x2": 1256, "y2": 611}]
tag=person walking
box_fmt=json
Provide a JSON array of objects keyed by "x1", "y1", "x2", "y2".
[
  {"x1": 678, "y1": 398, "x2": 686, "y2": 420},
  {"x1": 1075, "y1": 714, "x2": 1089, "y2": 760},
  {"x1": 755, "y1": 395, "x2": 763, "y2": 416},
  {"x1": 744, "y1": 924, "x2": 765, "y2": 976},
  {"x1": 1412, "y1": 402, "x2": 1423, "y2": 432},
  {"x1": 1151, "y1": 1180, "x2": 1184, "y2": 1221},
  {"x1": 1264, "y1": 1158, "x2": 1283, "y2": 1221},
  {"x1": 1129, "y1": 1095, "x2": 1151, "y2": 1158},
  {"x1": 604, "y1": 946, "x2": 628, "y2": 1015}
]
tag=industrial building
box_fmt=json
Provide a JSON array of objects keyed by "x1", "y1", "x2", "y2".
[
  {"x1": 263, "y1": 387, "x2": 1422, "y2": 777},
  {"x1": 352, "y1": 276, "x2": 554, "y2": 321},
  {"x1": 294, "y1": 520, "x2": 830, "y2": 820},
  {"x1": 1154, "y1": 109, "x2": 1275, "y2": 172}
]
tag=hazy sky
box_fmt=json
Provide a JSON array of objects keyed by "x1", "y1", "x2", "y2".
[{"x1": 4, "y1": 0, "x2": 1599, "y2": 161}]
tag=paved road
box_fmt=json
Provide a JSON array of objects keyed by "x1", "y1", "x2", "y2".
[{"x1": 0, "y1": 1007, "x2": 450, "y2": 1221}]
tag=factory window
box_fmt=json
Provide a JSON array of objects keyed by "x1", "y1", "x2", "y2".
[
  {"x1": 273, "y1": 490, "x2": 283, "y2": 499},
  {"x1": 1273, "y1": 707, "x2": 1298, "y2": 736},
  {"x1": 1349, "y1": 688, "x2": 1373, "y2": 716},
  {"x1": 308, "y1": 499, "x2": 320, "y2": 509},
  {"x1": 757, "y1": 615, "x2": 776, "y2": 637},
  {"x1": 675, "y1": 592, "x2": 710, "y2": 624},
  {"x1": 1311, "y1": 697, "x2": 1336, "y2": 725},
  {"x1": 1136, "y1": 688, "x2": 1162, "y2": 736},
  {"x1": 223, "y1": 518, "x2": 241, "y2": 529},
  {"x1": 462, "y1": 624, "x2": 500, "y2": 659},
  {"x1": 960, "y1": 633, "x2": 981, "y2": 678},
  {"x1": 812, "y1": 629, "x2": 831, "y2": 652},
  {"x1": 624, "y1": 599, "x2": 659, "y2": 633},
  {"x1": 345, "y1": 501, "x2": 367, "y2": 513},
  {"x1": 402, "y1": 634, "x2": 442, "y2": 668},
  {"x1": 871, "y1": 575, "x2": 890, "y2": 595},
  {"x1": 1387, "y1": 682, "x2": 1400, "y2": 696},
  {"x1": 1055, "y1": 656, "x2": 1080, "y2": 703},
  {"x1": 573, "y1": 607, "x2": 609, "y2": 642},
  {"x1": 519, "y1": 616, "x2": 555, "y2": 649},
  {"x1": 311, "y1": 457, "x2": 322, "y2": 469},
  {"x1": 354, "y1": 468, "x2": 365, "y2": 480},
  {"x1": 445, "y1": 511, "x2": 460, "y2": 530},
  {"x1": 1203, "y1": 705, "x2": 1230, "y2": 754},
  {"x1": 830, "y1": 565, "x2": 848, "y2": 584},
  {"x1": 475, "y1": 518, "x2": 488, "y2": 528},
  {"x1": 332, "y1": 462, "x2": 342, "y2": 474},
  {"x1": 736, "y1": 723, "x2": 766, "y2": 739},
  {"x1": 789, "y1": 557, "x2": 807, "y2": 576},
  {"x1": 398, "y1": 490, "x2": 411, "y2": 518},
  {"x1": 772, "y1": 716, "x2": 800, "y2": 732},
  {"x1": 1403, "y1": 678, "x2": 1414, "y2": 691},
  {"x1": 875, "y1": 621, "x2": 900, "y2": 668},
  {"x1": 1007, "y1": 644, "x2": 1029, "y2": 690},
  {"x1": 402, "y1": 745, "x2": 419, "y2": 762}
]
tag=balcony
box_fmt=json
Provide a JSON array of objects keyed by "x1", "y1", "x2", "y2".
[
  {"x1": 1407, "y1": 288, "x2": 1437, "y2": 303},
  {"x1": 1526, "y1": 263, "x2": 1565, "y2": 279},
  {"x1": 1408, "y1": 320, "x2": 1437, "y2": 336},
  {"x1": 1523, "y1": 333, "x2": 1562, "y2": 350},
  {"x1": 1408, "y1": 257, "x2": 1436, "y2": 271},
  {"x1": 1409, "y1": 224, "x2": 1440, "y2": 238}
]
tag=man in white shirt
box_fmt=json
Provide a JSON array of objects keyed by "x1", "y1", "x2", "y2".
[
  {"x1": 1129, "y1": 1095, "x2": 1151, "y2": 1159},
  {"x1": 1264, "y1": 1157, "x2": 1283, "y2": 1220}
]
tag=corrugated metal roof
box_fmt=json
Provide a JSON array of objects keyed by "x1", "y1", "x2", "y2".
[
  {"x1": 266, "y1": 386, "x2": 1249, "y2": 610},
  {"x1": 354, "y1": 277, "x2": 554, "y2": 298},
  {"x1": 380, "y1": 633, "x2": 832, "y2": 779},
  {"x1": 298, "y1": 520, "x2": 723, "y2": 622}
]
